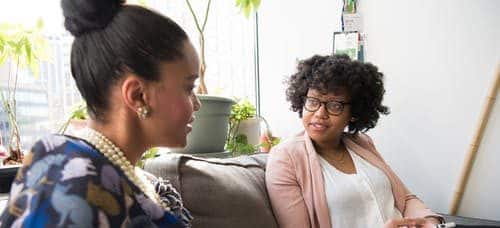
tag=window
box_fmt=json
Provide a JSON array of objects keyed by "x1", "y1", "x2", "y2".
[
  {"x1": 156, "y1": 0, "x2": 257, "y2": 98},
  {"x1": 0, "y1": 0, "x2": 257, "y2": 149}
]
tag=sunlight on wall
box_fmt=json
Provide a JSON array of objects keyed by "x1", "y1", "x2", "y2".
[{"x1": 0, "y1": 1, "x2": 63, "y2": 33}]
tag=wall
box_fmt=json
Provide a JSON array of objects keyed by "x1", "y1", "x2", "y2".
[
  {"x1": 258, "y1": 0, "x2": 343, "y2": 137},
  {"x1": 259, "y1": 0, "x2": 500, "y2": 219}
]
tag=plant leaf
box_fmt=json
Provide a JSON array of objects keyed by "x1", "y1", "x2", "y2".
[
  {"x1": 235, "y1": 0, "x2": 261, "y2": 18},
  {"x1": 252, "y1": 0, "x2": 261, "y2": 8}
]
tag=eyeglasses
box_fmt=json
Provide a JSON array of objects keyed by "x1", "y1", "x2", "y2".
[{"x1": 303, "y1": 97, "x2": 351, "y2": 116}]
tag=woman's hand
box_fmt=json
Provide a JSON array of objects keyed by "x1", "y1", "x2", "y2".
[{"x1": 384, "y1": 218, "x2": 437, "y2": 228}]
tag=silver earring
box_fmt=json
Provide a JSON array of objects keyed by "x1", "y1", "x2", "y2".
[{"x1": 137, "y1": 106, "x2": 149, "y2": 119}]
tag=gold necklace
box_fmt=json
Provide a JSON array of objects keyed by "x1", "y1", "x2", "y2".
[
  {"x1": 322, "y1": 145, "x2": 347, "y2": 165},
  {"x1": 328, "y1": 150, "x2": 346, "y2": 164},
  {"x1": 78, "y1": 128, "x2": 170, "y2": 211}
]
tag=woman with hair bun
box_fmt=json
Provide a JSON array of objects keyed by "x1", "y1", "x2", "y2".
[{"x1": 0, "y1": 0, "x2": 199, "y2": 227}]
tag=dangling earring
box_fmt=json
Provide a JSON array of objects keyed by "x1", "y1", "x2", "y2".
[
  {"x1": 137, "y1": 106, "x2": 149, "y2": 119},
  {"x1": 350, "y1": 117, "x2": 357, "y2": 122}
]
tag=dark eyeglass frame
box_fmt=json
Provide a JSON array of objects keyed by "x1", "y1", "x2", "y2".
[{"x1": 303, "y1": 96, "x2": 351, "y2": 116}]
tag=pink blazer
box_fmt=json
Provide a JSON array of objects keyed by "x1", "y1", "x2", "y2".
[{"x1": 265, "y1": 131, "x2": 440, "y2": 228}]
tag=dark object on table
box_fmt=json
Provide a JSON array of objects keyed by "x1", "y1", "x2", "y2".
[
  {"x1": 455, "y1": 226, "x2": 500, "y2": 228},
  {"x1": 0, "y1": 165, "x2": 20, "y2": 193},
  {"x1": 441, "y1": 214, "x2": 500, "y2": 227},
  {"x1": 2, "y1": 147, "x2": 23, "y2": 166}
]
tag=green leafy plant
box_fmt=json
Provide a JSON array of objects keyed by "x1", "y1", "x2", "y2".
[
  {"x1": 136, "y1": 147, "x2": 159, "y2": 168},
  {"x1": 58, "y1": 103, "x2": 88, "y2": 134},
  {"x1": 226, "y1": 99, "x2": 282, "y2": 155},
  {"x1": 226, "y1": 99, "x2": 257, "y2": 155},
  {"x1": 344, "y1": 0, "x2": 357, "y2": 13},
  {"x1": 228, "y1": 134, "x2": 256, "y2": 156},
  {"x1": 0, "y1": 19, "x2": 49, "y2": 162},
  {"x1": 230, "y1": 99, "x2": 256, "y2": 122},
  {"x1": 185, "y1": 0, "x2": 261, "y2": 94},
  {"x1": 235, "y1": 0, "x2": 261, "y2": 18}
]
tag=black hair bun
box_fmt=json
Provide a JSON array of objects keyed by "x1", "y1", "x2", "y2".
[{"x1": 61, "y1": 0, "x2": 125, "y2": 36}]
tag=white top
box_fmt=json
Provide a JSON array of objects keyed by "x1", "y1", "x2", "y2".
[{"x1": 319, "y1": 148, "x2": 402, "y2": 228}]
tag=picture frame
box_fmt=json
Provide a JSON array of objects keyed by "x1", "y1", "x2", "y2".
[{"x1": 333, "y1": 31, "x2": 360, "y2": 60}]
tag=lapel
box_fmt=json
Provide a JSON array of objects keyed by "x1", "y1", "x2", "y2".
[
  {"x1": 343, "y1": 133, "x2": 407, "y2": 212},
  {"x1": 303, "y1": 131, "x2": 332, "y2": 228},
  {"x1": 343, "y1": 134, "x2": 388, "y2": 172},
  {"x1": 302, "y1": 131, "x2": 407, "y2": 225}
]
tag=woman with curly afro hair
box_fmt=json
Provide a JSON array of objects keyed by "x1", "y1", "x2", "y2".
[{"x1": 266, "y1": 54, "x2": 444, "y2": 228}]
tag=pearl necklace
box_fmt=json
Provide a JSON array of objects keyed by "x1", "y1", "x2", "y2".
[{"x1": 78, "y1": 128, "x2": 169, "y2": 211}]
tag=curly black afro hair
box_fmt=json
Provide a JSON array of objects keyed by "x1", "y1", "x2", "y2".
[{"x1": 285, "y1": 54, "x2": 389, "y2": 134}]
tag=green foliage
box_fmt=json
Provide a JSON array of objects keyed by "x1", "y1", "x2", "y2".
[
  {"x1": 70, "y1": 103, "x2": 88, "y2": 120},
  {"x1": 136, "y1": 147, "x2": 159, "y2": 168},
  {"x1": 227, "y1": 99, "x2": 257, "y2": 155},
  {"x1": 58, "y1": 103, "x2": 88, "y2": 134},
  {"x1": 235, "y1": 0, "x2": 261, "y2": 18},
  {"x1": 344, "y1": 0, "x2": 357, "y2": 13},
  {"x1": 0, "y1": 19, "x2": 50, "y2": 77},
  {"x1": 259, "y1": 132, "x2": 280, "y2": 150},
  {"x1": 226, "y1": 134, "x2": 256, "y2": 156},
  {"x1": 0, "y1": 20, "x2": 50, "y2": 152},
  {"x1": 230, "y1": 99, "x2": 256, "y2": 121}
]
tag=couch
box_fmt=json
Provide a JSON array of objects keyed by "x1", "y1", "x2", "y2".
[
  {"x1": 144, "y1": 153, "x2": 500, "y2": 228},
  {"x1": 144, "y1": 153, "x2": 278, "y2": 228}
]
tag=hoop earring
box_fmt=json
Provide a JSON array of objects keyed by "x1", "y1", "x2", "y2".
[{"x1": 137, "y1": 106, "x2": 150, "y2": 119}]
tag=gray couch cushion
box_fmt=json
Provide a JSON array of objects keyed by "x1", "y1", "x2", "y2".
[{"x1": 144, "y1": 153, "x2": 278, "y2": 228}]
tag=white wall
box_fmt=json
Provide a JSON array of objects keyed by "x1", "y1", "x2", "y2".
[
  {"x1": 259, "y1": 0, "x2": 343, "y2": 138},
  {"x1": 259, "y1": 0, "x2": 500, "y2": 220}
]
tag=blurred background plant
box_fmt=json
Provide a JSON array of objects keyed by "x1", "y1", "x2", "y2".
[
  {"x1": 258, "y1": 117, "x2": 280, "y2": 152},
  {"x1": 185, "y1": 0, "x2": 261, "y2": 94},
  {"x1": 0, "y1": 19, "x2": 50, "y2": 164},
  {"x1": 136, "y1": 147, "x2": 159, "y2": 168},
  {"x1": 58, "y1": 102, "x2": 88, "y2": 134}
]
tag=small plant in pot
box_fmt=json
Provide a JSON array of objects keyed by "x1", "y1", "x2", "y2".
[
  {"x1": 226, "y1": 99, "x2": 258, "y2": 155},
  {"x1": 58, "y1": 102, "x2": 88, "y2": 136},
  {"x1": 226, "y1": 99, "x2": 280, "y2": 156}
]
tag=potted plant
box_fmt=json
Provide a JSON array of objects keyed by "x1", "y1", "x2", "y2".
[
  {"x1": 58, "y1": 102, "x2": 88, "y2": 136},
  {"x1": 226, "y1": 98, "x2": 280, "y2": 156},
  {"x1": 0, "y1": 20, "x2": 49, "y2": 165},
  {"x1": 227, "y1": 99, "x2": 259, "y2": 155},
  {"x1": 258, "y1": 117, "x2": 280, "y2": 153},
  {"x1": 170, "y1": 0, "x2": 261, "y2": 154}
]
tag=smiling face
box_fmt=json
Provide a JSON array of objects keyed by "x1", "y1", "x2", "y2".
[
  {"x1": 302, "y1": 88, "x2": 352, "y2": 147},
  {"x1": 145, "y1": 40, "x2": 201, "y2": 148}
]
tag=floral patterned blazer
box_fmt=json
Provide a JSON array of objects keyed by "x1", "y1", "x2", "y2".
[{"x1": 0, "y1": 135, "x2": 192, "y2": 228}]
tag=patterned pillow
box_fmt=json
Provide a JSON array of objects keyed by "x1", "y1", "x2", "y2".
[{"x1": 144, "y1": 153, "x2": 278, "y2": 228}]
